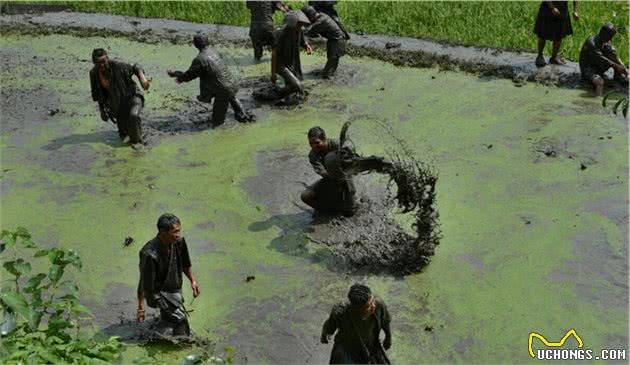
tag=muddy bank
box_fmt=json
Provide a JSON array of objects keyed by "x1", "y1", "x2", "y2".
[{"x1": 0, "y1": 10, "x2": 614, "y2": 89}]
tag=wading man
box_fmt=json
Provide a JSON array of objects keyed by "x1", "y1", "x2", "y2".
[
  {"x1": 90, "y1": 48, "x2": 150, "y2": 147},
  {"x1": 168, "y1": 35, "x2": 252, "y2": 126},
  {"x1": 301, "y1": 126, "x2": 391, "y2": 217},
  {"x1": 302, "y1": 5, "x2": 348, "y2": 79},
  {"x1": 321, "y1": 284, "x2": 392, "y2": 364},
  {"x1": 271, "y1": 10, "x2": 313, "y2": 99},
  {"x1": 579, "y1": 23, "x2": 628, "y2": 96},
  {"x1": 246, "y1": 1, "x2": 289, "y2": 60},
  {"x1": 137, "y1": 213, "x2": 200, "y2": 337}
]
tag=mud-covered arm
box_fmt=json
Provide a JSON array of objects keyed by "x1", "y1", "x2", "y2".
[
  {"x1": 321, "y1": 308, "x2": 338, "y2": 343},
  {"x1": 380, "y1": 301, "x2": 392, "y2": 349},
  {"x1": 132, "y1": 63, "x2": 150, "y2": 89},
  {"x1": 176, "y1": 58, "x2": 203, "y2": 83},
  {"x1": 587, "y1": 39, "x2": 615, "y2": 70},
  {"x1": 89, "y1": 69, "x2": 104, "y2": 109},
  {"x1": 305, "y1": 19, "x2": 323, "y2": 38},
  {"x1": 139, "y1": 255, "x2": 163, "y2": 309},
  {"x1": 310, "y1": 154, "x2": 331, "y2": 178}
]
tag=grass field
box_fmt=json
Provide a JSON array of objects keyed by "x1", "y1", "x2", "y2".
[{"x1": 36, "y1": 1, "x2": 629, "y2": 65}]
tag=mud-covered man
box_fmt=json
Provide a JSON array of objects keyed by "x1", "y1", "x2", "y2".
[
  {"x1": 90, "y1": 48, "x2": 150, "y2": 147},
  {"x1": 271, "y1": 10, "x2": 313, "y2": 99},
  {"x1": 579, "y1": 23, "x2": 628, "y2": 96},
  {"x1": 137, "y1": 213, "x2": 200, "y2": 337},
  {"x1": 302, "y1": 126, "x2": 391, "y2": 216},
  {"x1": 321, "y1": 284, "x2": 392, "y2": 364},
  {"x1": 246, "y1": 1, "x2": 289, "y2": 60},
  {"x1": 302, "y1": 5, "x2": 348, "y2": 79},
  {"x1": 168, "y1": 35, "x2": 252, "y2": 126}
]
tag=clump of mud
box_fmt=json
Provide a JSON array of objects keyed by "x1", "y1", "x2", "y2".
[{"x1": 314, "y1": 127, "x2": 440, "y2": 275}]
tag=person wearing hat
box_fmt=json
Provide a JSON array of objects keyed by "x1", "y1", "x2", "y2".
[
  {"x1": 271, "y1": 10, "x2": 313, "y2": 98},
  {"x1": 533, "y1": 1, "x2": 579, "y2": 67},
  {"x1": 167, "y1": 35, "x2": 253, "y2": 126},
  {"x1": 302, "y1": 5, "x2": 348, "y2": 79},
  {"x1": 90, "y1": 48, "x2": 150, "y2": 148},
  {"x1": 579, "y1": 23, "x2": 629, "y2": 96},
  {"x1": 246, "y1": 1, "x2": 290, "y2": 61},
  {"x1": 320, "y1": 284, "x2": 392, "y2": 364}
]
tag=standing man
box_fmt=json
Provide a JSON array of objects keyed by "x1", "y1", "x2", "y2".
[
  {"x1": 137, "y1": 213, "x2": 200, "y2": 337},
  {"x1": 302, "y1": 5, "x2": 348, "y2": 79},
  {"x1": 321, "y1": 284, "x2": 392, "y2": 364},
  {"x1": 168, "y1": 35, "x2": 253, "y2": 126},
  {"x1": 90, "y1": 48, "x2": 150, "y2": 147},
  {"x1": 579, "y1": 23, "x2": 629, "y2": 96},
  {"x1": 246, "y1": 1, "x2": 289, "y2": 61},
  {"x1": 271, "y1": 10, "x2": 313, "y2": 99},
  {"x1": 307, "y1": 0, "x2": 350, "y2": 40}
]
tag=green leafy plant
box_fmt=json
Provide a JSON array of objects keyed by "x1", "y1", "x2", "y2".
[
  {"x1": 602, "y1": 91, "x2": 629, "y2": 118},
  {"x1": 0, "y1": 227, "x2": 124, "y2": 364}
]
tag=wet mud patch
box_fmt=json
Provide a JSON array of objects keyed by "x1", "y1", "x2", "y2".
[{"x1": 33, "y1": 143, "x2": 102, "y2": 174}]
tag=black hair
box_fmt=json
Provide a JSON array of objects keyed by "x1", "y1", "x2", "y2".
[
  {"x1": 91, "y1": 48, "x2": 107, "y2": 63},
  {"x1": 157, "y1": 213, "x2": 181, "y2": 231},
  {"x1": 599, "y1": 23, "x2": 617, "y2": 41},
  {"x1": 193, "y1": 34, "x2": 210, "y2": 50},
  {"x1": 308, "y1": 126, "x2": 326, "y2": 139},
  {"x1": 347, "y1": 284, "x2": 372, "y2": 306}
]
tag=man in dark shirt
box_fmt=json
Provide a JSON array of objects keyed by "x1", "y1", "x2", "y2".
[
  {"x1": 321, "y1": 284, "x2": 392, "y2": 364},
  {"x1": 168, "y1": 35, "x2": 253, "y2": 126},
  {"x1": 302, "y1": 5, "x2": 347, "y2": 79},
  {"x1": 579, "y1": 23, "x2": 628, "y2": 96},
  {"x1": 301, "y1": 126, "x2": 391, "y2": 217},
  {"x1": 246, "y1": 1, "x2": 289, "y2": 60},
  {"x1": 137, "y1": 213, "x2": 200, "y2": 337},
  {"x1": 90, "y1": 48, "x2": 150, "y2": 147},
  {"x1": 271, "y1": 10, "x2": 313, "y2": 98}
]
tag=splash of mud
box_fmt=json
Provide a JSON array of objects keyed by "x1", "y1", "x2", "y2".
[{"x1": 312, "y1": 126, "x2": 440, "y2": 275}]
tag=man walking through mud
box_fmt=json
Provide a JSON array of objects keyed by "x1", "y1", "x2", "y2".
[
  {"x1": 271, "y1": 10, "x2": 313, "y2": 99},
  {"x1": 301, "y1": 126, "x2": 391, "y2": 217},
  {"x1": 302, "y1": 5, "x2": 349, "y2": 79},
  {"x1": 137, "y1": 213, "x2": 200, "y2": 337},
  {"x1": 90, "y1": 48, "x2": 150, "y2": 148},
  {"x1": 246, "y1": 0, "x2": 289, "y2": 61},
  {"x1": 168, "y1": 35, "x2": 253, "y2": 126},
  {"x1": 321, "y1": 284, "x2": 392, "y2": 364}
]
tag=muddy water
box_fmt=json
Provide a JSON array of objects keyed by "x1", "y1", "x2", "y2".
[{"x1": 1, "y1": 34, "x2": 627, "y2": 364}]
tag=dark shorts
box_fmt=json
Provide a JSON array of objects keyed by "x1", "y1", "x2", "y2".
[{"x1": 250, "y1": 22, "x2": 276, "y2": 46}]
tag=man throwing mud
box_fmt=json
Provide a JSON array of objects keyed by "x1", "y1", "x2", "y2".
[
  {"x1": 168, "y1": 35, "x2": 253, "y2": 126},
  {"x1": 246, "y1": 1, "x2": 289, "y2": 60},
  {"x1": 321, "y1": 284, "x2": 392, "y2": 364},
  {"x1": 90, "y1": 48, "x2": 150, "y2": 147},
  {"x1": 271, "y1": 10, "x2": 313, "y2": 99},
  {"x1": 137, "y1": 213, "x2": 200, "y2": 337},
  {"x1": 579, "y1": 23, "x2": 628, "y2": 96},
  {"x1": 302, "y1": 5, "x2": 349, "y2": 79},
  {"x1": 301, "y1": 125, "x2": 391, "y2": 217}
]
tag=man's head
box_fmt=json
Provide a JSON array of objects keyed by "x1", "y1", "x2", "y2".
[
  {"x1": 348, "y1": 284, "x2": 375, "y2": 318},
  {"x1": 308, "y1": 126, "x2": 327, "y2": 153},
  {"x1": 92, "y1": 48, "x2": 108, "y2": 71},
  {"x1": 285, "y1": 10, "x2": 310, "y2": 30},
  {"x1": 193, "y1": 34, "x2": 210, "y2": 51},
  {"x1": 301, "y1": 6, "x2": 318, "y2": 23},
  {"x1": 157, "y1": 213, "x2": 181, "y2": 245},
  {"x1": 599, "y1": 23, "x2": 617, "y2": 43}
]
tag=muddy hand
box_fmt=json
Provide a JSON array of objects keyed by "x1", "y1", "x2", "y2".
[
  {"x1": 141, "y1": 78, "x2": 151, "y2": 91},
  {"x1": 551, "y1": 7, "x2": 561, "y2": 17},
  {"x1": 136, "y1": 308, "x2": 145, "y2": 322},
  {"x1": 383, "y1": 336, "x2": 391, "y2": 350},
  {"x1": 320, "y1": 334, "x2": 330, "y2": 344},
  {"x1": 100, "y1": 110, "x2": 108, "y2": 122},
  {"x1": 306, "y1": 44, "x2": 313, "y2": 55},
  {"x1": 191, "y1": 281, "x2": 200, "y2": 297},
  {"x1": 572, "y1": 11, "x2": 579, "y2": 20}
]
